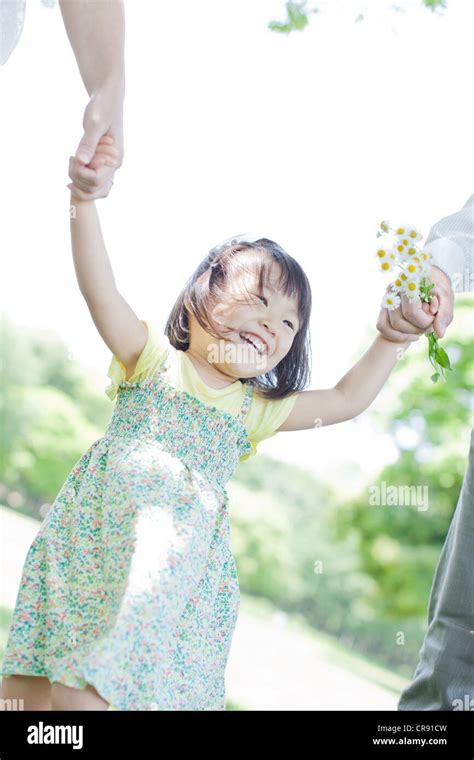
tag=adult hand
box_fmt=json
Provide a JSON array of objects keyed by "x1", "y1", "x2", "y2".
[
  {"x1": 376, "y1": 266, "x2": 454, "y2": 342},
  {"x1": 428, "y1": 266, "x2": 455, "y2": 338},
  {"x1": 68, "y1": 80, "x2": 124, "y2": 201}
]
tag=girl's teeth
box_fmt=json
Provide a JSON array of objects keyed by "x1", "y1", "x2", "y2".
[{"x1": 240, "y1": 333, "x2": 264, "y2": 354}]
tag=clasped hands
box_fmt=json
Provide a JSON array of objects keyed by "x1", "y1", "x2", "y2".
[
  {"x1": 67, "y1": 82, "x2": 124, "y2": 201},
  {"x1": 376, "y1": 266, "x2": 454, "y2": 342}
]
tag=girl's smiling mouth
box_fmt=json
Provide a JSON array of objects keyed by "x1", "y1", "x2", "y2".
[{"x1": 238, "y1": 331, "x2": 269, "y2": 355}]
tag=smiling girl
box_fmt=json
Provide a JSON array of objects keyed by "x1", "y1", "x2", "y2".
[{"x1": 0, "y1": 140, "x2": 420, "y2": 712}]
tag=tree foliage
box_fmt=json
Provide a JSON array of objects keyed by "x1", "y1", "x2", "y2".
[{"x1": 269, "y1": 0, "x2": 448, "y2": 34}]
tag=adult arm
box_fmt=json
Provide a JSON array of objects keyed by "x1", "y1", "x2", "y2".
[{"x1": 59, "y1": 0, "x2": 126, "y2": 197}]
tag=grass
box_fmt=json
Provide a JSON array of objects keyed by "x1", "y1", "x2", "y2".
[{"x1": 239, "y1": 593, "x2": 408, "y2": 696}]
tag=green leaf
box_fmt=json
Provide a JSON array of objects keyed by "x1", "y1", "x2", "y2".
[
  {"x1": 423, "y1": 0, "x2": 447, "y2": 11},
  {"x1": 434, "y1": 347, "x2": 452, "y2": 369},
  {"x1": 287, "y1": 2, "x2": 309, "y2": 29},
  {"x1": 269, "y1": 1, "x2": 310, "y2": 33}
]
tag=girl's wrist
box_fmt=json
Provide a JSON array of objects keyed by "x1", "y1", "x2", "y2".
[
  {"x1": 69, "y1": 189, "x2": 95, "y2": 206},
  {"x1": 376, "y1": 332, "x2": 413, "y2": 351}
]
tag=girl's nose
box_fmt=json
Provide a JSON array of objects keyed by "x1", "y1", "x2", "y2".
[{"x1": 261, "y1": 319, "x2": 277, "y2": 336}]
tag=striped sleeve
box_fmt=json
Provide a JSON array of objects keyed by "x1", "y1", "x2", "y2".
[{"x1": 424, "y1": 193, "x2": 474, "y2": 292}]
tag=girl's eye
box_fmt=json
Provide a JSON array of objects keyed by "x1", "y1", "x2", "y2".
[{"x1": 253, "y1": 293, "x2": 294, "y2": 329}]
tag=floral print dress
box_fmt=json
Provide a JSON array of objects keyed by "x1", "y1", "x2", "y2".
[{"x1": 0, "y1": 352, "x2": 256, "y2": 710}]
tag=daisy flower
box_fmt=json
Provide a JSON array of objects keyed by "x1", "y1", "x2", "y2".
[
  {"x1": 404, "y1": 260, "x2": 422, "y2": 278},
  {"x1": 398, "y1": 224, "x2": 423, "y2": 244},
  {"x1": 375, "y1": 217, "x2": 452, "y2": 382},
  {"x1": 375, "y1": 245, "x2": 397, "y2": 272},
  {"x1": 402, "y1": 278, "x2": 421, "y2": 300},
  {"x1": 381, "y1": 292, "x2": 401, "y2": 310},
  {"x1": 390, "y1": 275, "x2": 404, "y2": 291}
]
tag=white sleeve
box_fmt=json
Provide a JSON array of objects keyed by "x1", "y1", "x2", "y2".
[
  {"x1": 423, "y1": 194, "x2": 474, "y2": 293},
  {"x1": 0, "y1": 0, "x2": 27, "y2": 66}
]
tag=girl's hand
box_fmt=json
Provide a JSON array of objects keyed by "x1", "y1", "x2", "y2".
[
  {"x1": 67, "y1": 135, "x2": 121, "y2": 201},
  {"x1": 376, "y1": 282, "x2": 435, "y2": 343}
]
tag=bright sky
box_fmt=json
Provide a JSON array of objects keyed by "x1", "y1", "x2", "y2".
[{"x1": 1, "y1": 0, "x2": 472, "y2": 491}]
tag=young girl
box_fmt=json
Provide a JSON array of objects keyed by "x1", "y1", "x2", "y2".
[{"x1": 0, "y1": 138, "x2": 420, "y2": 712}]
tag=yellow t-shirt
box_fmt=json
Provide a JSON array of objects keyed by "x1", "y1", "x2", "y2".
[{"x1": 105, "y1": 320, "x2": 298, "y2": 462}]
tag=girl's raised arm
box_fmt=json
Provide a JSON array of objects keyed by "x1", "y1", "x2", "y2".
[{"x1": 70, "y1": 194, "x2": 147, "y2": 380}]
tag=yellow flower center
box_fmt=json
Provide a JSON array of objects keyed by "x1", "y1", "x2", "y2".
[
  {"x1": 381, "y1": 262, "x2": 390, "y2": 270},
  {"x1": 407, "y1": 282, "x2": 417, "y2": 291},
  {"x1": 377, "y1": 249, "x2": 386, "y2": 258}
]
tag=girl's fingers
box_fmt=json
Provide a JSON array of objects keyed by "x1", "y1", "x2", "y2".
[
  {"x1": 70, "y1": 155, "x2": 97, "y2": 177},
  {"x1": 67, "y1": 182, "x2": 89, "y2": 201},
  {"x1": 377, "y1": 308, "x2": 420, "y2": 342},
  {"x1": 70, "y1": 154, "x2": 115, "y2": 179},
  {"x1": 69, "y1": 158, "x2": 103, "y2": 191},
  {"x1": 68, "y1": 177, "x2": 112, "y2": 201},
  {"x1": 69, "y1": 160, "x2": 118, "y2": 194},
  {"x1": 71, "y1": 145, "x2": 118, "y2": 169},
  {"x1": 388, "y1": 308, "x2": 427, "y2": 335},
  {"x1": 69, "y1": 138, "x2": 119, "y2": 193},
  {"x1": 94, "y1": 144, "x2": 119, "y2": 156},
  {"x1": 99, "y1": 135, "x2": 114, "y2": 144},
  {"x1": 83, "y1": 145, "x2": 120, "y2": 171},
  {"x1": 86, "y1": 156, "x2": 106, "y2": 171}
]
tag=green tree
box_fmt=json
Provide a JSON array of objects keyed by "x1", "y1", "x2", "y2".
[
  {"x1": 330, "y1": 297, "x2": 473, "y2": 619},
  {"x1": 0, "y1": 313, "x2": 112, "y2": 517},
  {"x1": 269, "y1": 0, "x2": 448, "y2": 34}
]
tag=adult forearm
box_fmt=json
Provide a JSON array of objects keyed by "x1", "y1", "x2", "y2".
[
  {"x1": 335, "y1": 334, "x2": 411, "y2": 417},
  {"x1": 59, "y1": 0, "x2": 125, "y2": 96},
  {"x1": 70, "y1": 195, "x2": 118, "y2": 302}
]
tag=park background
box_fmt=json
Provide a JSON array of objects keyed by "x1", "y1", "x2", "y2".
[{"x1": 0, "y1": 0, "x2": 472, "y2": 709}]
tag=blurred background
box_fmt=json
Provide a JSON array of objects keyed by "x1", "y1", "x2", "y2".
[{"x1": 0, "y1": 0, "x2": 472, "y2": 710}]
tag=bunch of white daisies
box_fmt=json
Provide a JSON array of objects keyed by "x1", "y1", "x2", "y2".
[{"x1": 376, "y1": 221, "x2": 452, "y2": 383}]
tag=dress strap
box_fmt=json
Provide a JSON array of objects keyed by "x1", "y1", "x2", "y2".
[{"x1": 238, "y1": 382, "x2": 253, "y2": 422}]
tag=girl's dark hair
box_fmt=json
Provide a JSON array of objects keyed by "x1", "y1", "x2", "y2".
[{"x1": 164, "y1": 237, "x2": 312, "y2": 400}]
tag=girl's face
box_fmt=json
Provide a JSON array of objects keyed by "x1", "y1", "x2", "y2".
[{"x1": 188, "y1": 259, "x2": 300, "y2": 385}]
